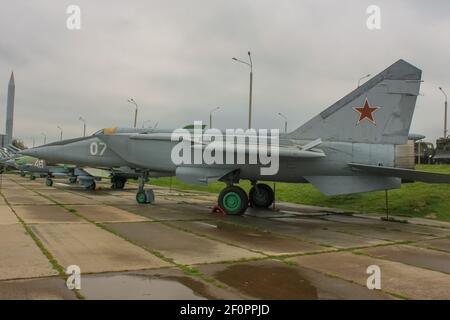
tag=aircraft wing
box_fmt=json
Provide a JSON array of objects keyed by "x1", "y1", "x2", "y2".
[
  {"x1": 191, "y1": 143, "x2": 325, "y2": 159},
  {"x1": 176, "y1": 166, "x2": 236, "y2": 185},
  {"x1": 349, "y1": 163, "x2": 450, "y2": 183},
  {"x1": 132, "y1": 133, "x2": 326, "y2": 159}
]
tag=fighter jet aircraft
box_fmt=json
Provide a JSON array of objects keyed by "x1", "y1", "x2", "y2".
[
  {"x1": 22, "y1": 60, "x2": 450, "y2": 215},
  {"x1": 3, "y1": 153, "x2": 104, "y2": 188},
  {"x1": 19, "y1": 127, "x2": 166, "y2": 189}
]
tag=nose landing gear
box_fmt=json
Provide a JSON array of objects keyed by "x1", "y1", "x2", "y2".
[
  {"x1": 45, "y1": 177, "x2": 53, "y2": 187},
  {"x1": 135, "y1": 172, "x2": 154, "y2": 204}
]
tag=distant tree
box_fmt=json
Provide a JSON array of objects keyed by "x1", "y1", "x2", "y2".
[{"x1": 12, "y1": 138, "x2": 27, "y2": 150}]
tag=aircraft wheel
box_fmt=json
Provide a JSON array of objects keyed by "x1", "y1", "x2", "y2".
[
  {"x1": 115, "y1": 178, "x2": 126, "y2": 189},
  {"x1": 86, "y1": 181, "x2": 96, "y2": 190},
  {"x1": 136, "y1": 190, "x2": 147, "y2": 204},
  {"x1": 20, "y1": 172, "x2": 26, "y2": 177},
  {"x1": 145, "y1": 189, "x2": 155, "y2": 203},
  {"x1": 249, "y1": 183, "x2": 274, "y2": 208},
  {"x1": 45, "y1": 178, "x2": 53, "y2": 187},
  {"x1": 30, "y1": 175, "x2": 36, "y2": 181},
  {"x1": 218, "y1": 186, "x2": 248, "y2": 216},
  {"x1": 69, "y1": 177, "x2": 77, "y2": 184},
  {"x1": 111, "y1": 177, "x2": 126, "y2": 190},
  {"x1": 136, "y1": 189, "x2": 154, "y2": 204}
]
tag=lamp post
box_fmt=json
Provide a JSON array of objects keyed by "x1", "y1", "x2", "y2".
[
  {"x1": 277, "y1": 112, "x2": 288, "y2": 133},
  {"x1": 417, "y1": 139, "x2": 422, "y2": 165},
  {"x1": 78, "y1": 117, "x2": 86, "y2": 137},
  {"x1": 232, "y1": 51, "x2": 253, "y2": 129},
  {"x1": 357, "y1": 73, "x2": 371, "y2": 88},
  {"x1": 41, "y1": 132, "x2": 46, "y2": 145},
  {"x1": 57, "y1": 126, "x2": 63, "y2": 141},
  {"x1": 127, "y1": 98, "x2": 138, "y2": 128},
  {"x1": 439, "y1": 87, "x2": 448, "y2": 138},
  {"x1": 209, "y1": 107, "x2": 220, "y2": 128}
]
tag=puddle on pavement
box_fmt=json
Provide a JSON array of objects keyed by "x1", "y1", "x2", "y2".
[
  {"x1": 214, "y1": 264, "x2": 318, "y2": 299},
  {"x1": 81, "y1": 274, "x2": 213, "y2": 299}
]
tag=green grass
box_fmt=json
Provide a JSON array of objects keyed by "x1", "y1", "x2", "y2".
[{"x1": 148, "y1": 164, "x2": 450, "y2": 221}]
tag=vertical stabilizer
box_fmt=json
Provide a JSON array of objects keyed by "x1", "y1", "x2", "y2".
[{"x1": 288, "y1": 60, "x2": 422, "y2": 145}]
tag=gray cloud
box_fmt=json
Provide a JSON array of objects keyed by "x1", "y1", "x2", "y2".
[{"x1": 0, "y1": 0, "x2": 449, "y2": 146}]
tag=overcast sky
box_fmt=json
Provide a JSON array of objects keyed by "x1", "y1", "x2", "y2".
[{"x1": 0, "y1": 0, "x2": 449, "y2": 146}]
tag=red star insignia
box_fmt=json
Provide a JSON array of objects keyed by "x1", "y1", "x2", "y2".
[{"x1": 353, "y1": 98, "x2": 380, "y2": 125}]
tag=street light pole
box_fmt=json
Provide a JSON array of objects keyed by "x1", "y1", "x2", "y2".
[
  {"x1": 233, "y1": 51, "x2": 253, "y2": 129},
  {"x1": 357, "y1": 74, "x2": 371, "y2": 88},
  {"x1": 79, "y1": 117, "x2": 86, "y2": 137},
  {"x1": 127, "y1": 98, "x2": 138, "y2": 128},
  {"x1": 439, "y1": 87, "x2": 448, "y2": 138},
  {"x1": 209, "y1": 107, "x2": 220, "y2": 128},
  {"x1": 57, "y1": 126, "x2": 63, "y2": 141},
  {"x1": 248, "y1": 52, "x2": 253, "y2": 129},
  {"x1": 277, "y1": 112, "x2": 288, "y2": 133}
]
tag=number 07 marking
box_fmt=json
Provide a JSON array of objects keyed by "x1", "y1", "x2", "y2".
[{"x1": 90, "y1": 141, "x2": 106, "y2": 156}]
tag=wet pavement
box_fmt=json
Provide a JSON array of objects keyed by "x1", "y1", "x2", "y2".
[
  {"x1": 1, "y1": 174, "x2": 450, "y2": 300},
  {"x1": 80, "y1": 268, "x2": 242, "y2": 299}
]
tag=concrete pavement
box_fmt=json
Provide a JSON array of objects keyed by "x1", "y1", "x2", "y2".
[{"x1": 1, "y1": 173, "x2": 450, "y2": 300}]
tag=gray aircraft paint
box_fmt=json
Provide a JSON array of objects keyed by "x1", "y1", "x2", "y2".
[
  {"x1": 94, "y1": 60, "x2": 430, "y2": 195},
  {"x1": 19, "y1": 128, "x2": 173, "y2": 182},
  {"x1": 24, "y1": 135, "x2": 131, "y2": 168},
  {"x1": 21, "y1": 60, "x2": 450, "y2": 196}
]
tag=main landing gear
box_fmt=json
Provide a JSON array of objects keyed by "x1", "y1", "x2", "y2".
[
  {"x1": 217, "y1": 182, "x2": 275, "y2": 216},
  {"x1": 249, "y1": 183, "x2": 274, "y2": 208},
  {"x1": 135, "y1": 172, "x2": 154, "y2": 204},
  {"x1": 86, "y1": 181, "x2": 96, "y2": 190},
  {"x1": 68, "y1": 176, "x2": 77, "y2": 184},
  {"x1": 111, "y1": 176, "x2": 127, "y2": 189},
  {"x1": 45, "y1": 176, "x2": 53, "y2": 187},
  {"x1": 218, "y1": 186, "x2": 248, "y2": 215}
]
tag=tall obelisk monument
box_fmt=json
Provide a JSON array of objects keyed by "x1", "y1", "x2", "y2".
[{"x1": 5, "y1": 72, "x2": 15, "y2": 146}]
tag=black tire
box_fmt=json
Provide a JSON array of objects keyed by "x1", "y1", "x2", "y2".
[
  {"x1": 249, "y1": 183, "x2": 274, "y2": 208},
  {"x1": 112, "y1": 177, "x2": 126, "y2": 190},
  {"x1": 86, "y1": 181, "x2": 96, "y2": 190},
  {"x1": 30, "y1": 175, "x2": 36, "y2": 181},
  {"x1": 20, "y1": 172, "x2": 26, "y2": 177},
  {"x1": 45, "y1": 178, "x2": 53, "y2": 187},
  {"x1": 218, "y1": 186, "x2": 248, "y2": 216},
  {"x1": 69, "y1": 177, "x2": 77, "y2": 184},
  {"x1": 144, "y1": 189, "x2": 155, "y2": 203}
]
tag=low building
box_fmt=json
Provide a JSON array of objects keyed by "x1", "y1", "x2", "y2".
[
  {"x1": 395, "y1": 139, "x2": 415, "y2": 169},
  {"x1": 434, "y1": 137, "x2": 450, "y2": 164}
]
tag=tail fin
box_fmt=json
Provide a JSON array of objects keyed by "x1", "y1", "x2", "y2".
[{"x1": 288, "y1": 59, "x2": 422, "y2": 145}]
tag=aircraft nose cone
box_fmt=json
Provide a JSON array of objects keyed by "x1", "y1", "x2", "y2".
[
  {"x1": 19, "y1": 146, "x2": 58, "y2": 163},
  {"x1": 19, "y1": 148, "x2": 36, "y2": 156},
  {"x1": 19, "y1": 147, "x2": 44, "y2": 158}
]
